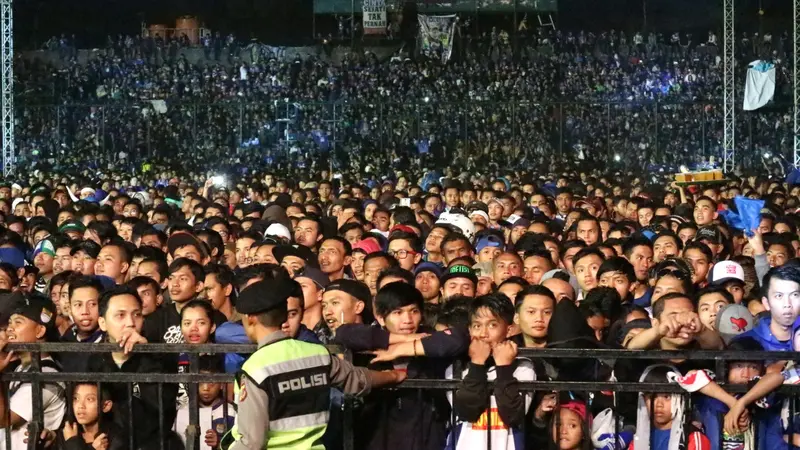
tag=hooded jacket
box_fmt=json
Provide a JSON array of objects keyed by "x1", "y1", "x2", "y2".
[
  {"x1": 262, "y1": 204, "x2": 292, "y2": 231},
  {"x1": 545, "y1": 299, "x2": 612, "y2": 381},
  {"x1": 734, "y1": 317, "x2": 791, "y2": 352}
]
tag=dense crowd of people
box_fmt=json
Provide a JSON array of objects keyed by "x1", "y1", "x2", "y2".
[
  {"x1": 12, "y1": 26, "x2": 797, "y2": 175},
  {"x1": 0, "y1": 157, "x2": 795, "y2": 450},
  {"x1": 5, "y1": 19, "x2": 800, "y2": 450}
]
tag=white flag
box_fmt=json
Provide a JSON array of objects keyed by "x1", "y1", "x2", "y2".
[{"x1": 743, "y1": 60, "x2": 776, "y2": 111}]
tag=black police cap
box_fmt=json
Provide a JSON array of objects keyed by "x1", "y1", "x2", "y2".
[{"x1": 237, "y1": 278, "x2": 302, "y2": 315}]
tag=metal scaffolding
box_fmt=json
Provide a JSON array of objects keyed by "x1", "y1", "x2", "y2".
[
  {"x1": 795, "y1": 0, "x2": 800, "y2": 167},
  {"x1": 723, "y1": 0, "x2": 735, "y2": 172},
  {"x1": 1, "y1": 0, "x2": 11, "y2": 177}
]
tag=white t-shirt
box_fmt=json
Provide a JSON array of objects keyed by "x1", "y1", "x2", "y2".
[
  {"x1": 445, "y1": 359, "x2": 535, "y2": 450},
  {"x1": 0, "y1": 358, "x2": 66, "y2": 450},
  {"x1": 174, "y1": 401, "x2": 236, "y2": 450}
]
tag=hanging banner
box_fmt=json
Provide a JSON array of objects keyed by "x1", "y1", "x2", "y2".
[
  {"x1": 418, "y1": 14, "x2": 456, "y2": 63},
  {"x1": 362, "y1": 0, "x2": 387, "y2": 35},
  {"x1": 743, "y1": 60, "x2": 776, "y2": 111}
]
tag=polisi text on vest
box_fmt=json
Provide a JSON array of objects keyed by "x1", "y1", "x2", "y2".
[{"x1": 277, "y1": 373, "x2": 328, "y2": 393}]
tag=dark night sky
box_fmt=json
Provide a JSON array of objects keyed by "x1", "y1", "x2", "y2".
[{"x1": 13, "y1": 0, "x2": 794, "y2": 48}]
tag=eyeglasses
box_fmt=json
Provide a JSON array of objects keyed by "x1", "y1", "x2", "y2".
[{"x1": 388, "y1": 249, "x2": 416, "y2": 260}]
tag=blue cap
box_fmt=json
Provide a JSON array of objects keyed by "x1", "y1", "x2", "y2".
[
  {"x1": 414, "y1": 262, "x2": 443, "y2": 278},
  {"x1": 0, "y1": 248, "x2": 25, "y2": 269},
  {"x1": 475, "y1": 234, "x2": 505, "y2": 253},
  {"x1": 641, "y1": 230, "x2": 657, "y2": 241}
]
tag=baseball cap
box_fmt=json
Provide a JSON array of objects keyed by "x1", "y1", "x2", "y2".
[
  {"x1": 488, "y1": 198, "x2": 504, "y2": 208},
  {"x1": 440, "y1": 264, "x2": 479, "y2": 285},
  {"x1": 11, "y1": 292, "x2": 56, "y2": 330},
  {"x1": 472, "y1": 261, "x2": 493, "y2": 278},
  {"x1": 475, "y1": 234, "x2": 505, "y2": 253},
  {"x1": 0, "y1": 248, "x2": 25, "y2": 269},
  {"x1": 237, "y1": 278, "x2": 302, "y2": 315},
  {"x1": 414, "y1": 262, "x2": 443, "y2": 278},
  {"x1": 33, "y1": 239, "x2": 56, "y2": 259},
  {"x1": 465, "y1": 201, "x2": 489, "y2": 214},
  {"x1": 469, "y1": 210, "x2": 489, "y2": 223},
  {"x1": 510, "y1": 218, "x2": 531, "y2": 229},
  {"x1": 167, "y1": 232, "x2": 209, "y2": 258},
  {"x1": 294, "y1": 266, "x2": 330, "y2": 289},
  {"x1": 709, "y1": 260, "x2": 745, "y2": 286},
  {"x1": 716, "y1": 304, "x2": 755, "y2": 344},
  {"x1": 352, "y1": 239, "x2": 381, "y2": 255},
  {"x1": 390, "y1": 224, "x2": 417, "y2": 235},
  {"x1": 695, "y1": 226, "x2": 723, "y2": 245},
  {"x1": 58, "y1": 220, "x2": 86, "y2": 234},
  {"x1": 265, "y1": 223, "x2": 292, "y2": 241},
  {"x1": 541, "y1": 269, "x2": 580, "y2": 297},
  {"x1": 324, "y1": 279, "x2": 372, "y2": 304},
  {"x1": 272, "y1": 244, "x2": 318, "y2": 267},
  {"x1": 0, "y1": 291, "x2": 23, "y2": 325}
]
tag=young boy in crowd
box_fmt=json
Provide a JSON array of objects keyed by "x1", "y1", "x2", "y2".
[
  {"x1": 695, "y1": 286, "x2": 733, "y2": 331},
  {"x1": 597, "y1": 257, "x2": 638, "y2": 305},
  {"x1": 689, "y1": 338, "x2": 784, "y2": 450},
  {"x1": 633, "y1": 365, "x2": 711, "y2": 450},
  {"x1": 127, "y1": 275, "x2": 164, "y2": 316},
  {"x1": 708, "y1": 260, "x2": 747, "y2": 304},
  {"x1": 143, "y1": 258, "x2": 225, "y2": 344},
  {"x1": 572, "y1": 247, "x2": 606, "y2": 299},
  {"x1": 448, "y1": 293, "x2": 535, "y2": 450},
  {"x1": 725, "y1": 321, "x2": 800, "y2": 444},
  {"x1": 174, "y1": 356, "x2": 236, "y2": 450},
  {"x1": 512, "y1": 285, "x2": 555, "y2": 349}
]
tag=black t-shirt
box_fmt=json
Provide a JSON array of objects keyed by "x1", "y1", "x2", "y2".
[
  {"x1": 87, "y1": 353, "x2": 179, "y2": 448},
  {"x1": 143, "y1": 300, "x2": 228, "y2": 344}
]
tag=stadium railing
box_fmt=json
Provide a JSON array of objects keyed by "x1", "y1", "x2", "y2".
[
  {"x1": 17, "y1": 100, "x2": 793, "y2": 168},
  {"x1": 4, "y1": 343, "x2": 800, "y2": 450}
]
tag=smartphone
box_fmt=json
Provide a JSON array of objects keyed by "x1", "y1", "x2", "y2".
[{"x1": 400, "y1": 198, "x2": 411, "y2": 207}]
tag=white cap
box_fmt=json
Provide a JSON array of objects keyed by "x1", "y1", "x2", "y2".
[
  {"x1": 265, "y1": 223, "x2": 292, "y2": 241},
  {"x1": 469, "y1": 210, "x2": 489, "y2": 223},
  {"x1": 710, "y1": 260, "x2": 745, "y2": 285}
]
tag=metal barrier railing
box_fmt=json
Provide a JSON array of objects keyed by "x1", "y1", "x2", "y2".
[
  {"x1": 15, "y1": 100, "x2": 794, "y2": 170},
  {"x1": 4, "y1": 343, "x2": 800, "y2": 450}
]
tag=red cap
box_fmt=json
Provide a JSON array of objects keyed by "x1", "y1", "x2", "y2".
[
  {"x1": 390, "y1": 224, "x2": 417, "y2": 235},
  {"x1": 560, "y1": 401, "x2": 590, "y2": 426},
  {"x1": 352, "y1": 239, "x2": 381, "y2": 255}
]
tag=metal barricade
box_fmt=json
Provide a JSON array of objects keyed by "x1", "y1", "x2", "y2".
[{"x1": 3, "y1": 344, "x2": 800, "y2": 450}]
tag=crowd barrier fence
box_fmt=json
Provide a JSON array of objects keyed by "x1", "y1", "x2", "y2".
[
  {"x1": 15, "y1": 100, "x2": 794, "y2": 169},
  {"x1": 4, "y1": 343, "x2": 800, "y2": 450}
]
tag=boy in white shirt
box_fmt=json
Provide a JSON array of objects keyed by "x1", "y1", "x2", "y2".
[{"x1": 174, "y1": 356, "x2": 236, "y2": 450}]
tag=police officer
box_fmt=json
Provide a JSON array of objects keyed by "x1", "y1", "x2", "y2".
[{"x1": 224, "y1": 276, "x2": 406, "y2": 450}]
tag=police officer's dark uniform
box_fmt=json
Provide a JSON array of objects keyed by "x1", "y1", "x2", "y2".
[{"x1": 223, "y1": 279, "x2": 375, "y2": 450}]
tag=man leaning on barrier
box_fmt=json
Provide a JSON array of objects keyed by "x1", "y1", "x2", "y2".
[{"x1": 220, "y1": 274, "x2": 407, "y2": 450}]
